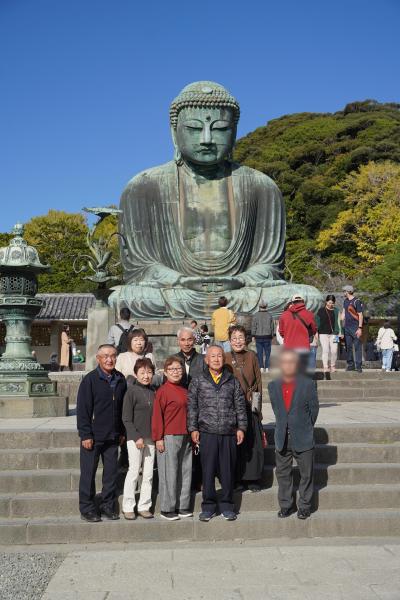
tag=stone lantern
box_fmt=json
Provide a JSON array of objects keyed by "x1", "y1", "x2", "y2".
[{"x1": 0, "y1": 223, "x2": 67, "y2": 417}]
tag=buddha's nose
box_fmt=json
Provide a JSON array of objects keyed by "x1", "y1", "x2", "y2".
[{"x1": 200, "y1": 125, "x2": 212, "y2": 145}]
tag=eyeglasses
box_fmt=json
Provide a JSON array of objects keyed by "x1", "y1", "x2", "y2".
[
  {"x1": 231, "y1": 337, "x2": 246, "y2": 342},
  {"x1": 167, "y1": 367, "x2": 183, "y2": 372},
  {"x1": 98, "y1": 354, "x2": 117, "y2": 360}
]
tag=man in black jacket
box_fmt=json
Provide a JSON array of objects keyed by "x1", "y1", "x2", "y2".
[
  {"x1": 175, "y1": 326, "x2": 205, "y2": 388},
  {"x1": 77, "y1": 344, "x2": 127, "y2": 522},
  {"x1": 268, "y1": 350, "x2": 319, "y2": 520},
  {"x1": 188, "y1": 345, "x2": 247, "y2": 522}
]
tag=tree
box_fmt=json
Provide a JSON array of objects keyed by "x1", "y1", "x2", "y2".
[
  {"x1": 24, "y1": 210, "x2": 92, "y2": 293},
  {"x1": 317, "y1": 161, "x2": 400, "y2": 267}
]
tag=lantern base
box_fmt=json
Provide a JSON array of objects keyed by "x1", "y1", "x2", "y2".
[{"x1": 0, "y1": 394, "x2": 68, "y2": 418}]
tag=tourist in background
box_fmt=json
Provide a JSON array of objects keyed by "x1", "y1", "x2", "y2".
[
  {"x1": 190, "y1": 320, "x2": 203, "y2": 345},
  {"x1": 251, "y1": 301, "x2": 275, "y2": 373},
  {"x1": 77, "y1": 344, "x2": 126, "y2": 522},
  {"x1": 342, "y1": 285, "x2": 364, "y2": 373},
  {"x1": 316, "y1": 295, "x2": 342, "y2": 375},
  {"x1": 200, "y1": 324, "x2": 211, "y2": 355},
  {"x1": 278, "y1": 294, "x2": 317, "y2": 373},
  {"x1": 60, "y1": 324, "x2": 73, "y2": 372},
  {"x1": 152, "y1": 356, "x2": 192, "y2": 521},
  {"x1": 107, "y1": 307, "x2": 133, "y2": 354},
  {"x1": 175, "y1": 327, "x2": 205, "y2": 388},
  {"x1": 268, "y1": 350, "x2": 319, "y2": 520},
  {"x1": 122, "y1": 358, "x2": 156, "y2": 520},
  {"x1": 376, "y1": 321, "x2": 397, "y2": 372},
  {"x1": 225, "y1": 325, "x2": 264, "y2": 492},
  {"x1": 188, "y1": 345, "x2": 247, "y2": 522},
  {"x1": 211, "y1": 296, "x2": 236, "y2": 352},
  {"x1": 308, "y1": 332, "x2": 319, "y2": 373},
  {"x1": 116, "y1": 328, "x2": 156, "y2": 379}
]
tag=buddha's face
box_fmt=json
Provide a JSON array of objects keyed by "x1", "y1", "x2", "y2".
[{"x1": 175, "y1": 106, "x2": 236, "y2": 166}]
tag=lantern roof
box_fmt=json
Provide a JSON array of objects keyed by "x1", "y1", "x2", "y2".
[{"x1": 0, "y1": 223, "x2": 50, "y2": 273}]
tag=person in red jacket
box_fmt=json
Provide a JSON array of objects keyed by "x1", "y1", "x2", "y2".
[{"x1": 278, "y1": 294, "x2": 317, "y2": 373}]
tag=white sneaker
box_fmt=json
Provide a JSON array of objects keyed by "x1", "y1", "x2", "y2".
[{"x1": 265, "y1": 368, "x2": 269, "y2": 373}]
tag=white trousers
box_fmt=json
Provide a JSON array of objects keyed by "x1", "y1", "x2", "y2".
[
  {"x1": 319, "y1": 334, "x2": 338, "y2": 370},
  {"x1": 122, "y1": 439, "x2": 155, "y2": 512}
]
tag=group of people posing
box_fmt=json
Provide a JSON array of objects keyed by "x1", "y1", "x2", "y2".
[{"x1": 77, "y1": 314, "x2": 319, "y2": 525}]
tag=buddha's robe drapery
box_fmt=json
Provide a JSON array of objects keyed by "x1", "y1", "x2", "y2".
[{"x1": 110, "y1": 160, "x2": 322, "y2": 318}]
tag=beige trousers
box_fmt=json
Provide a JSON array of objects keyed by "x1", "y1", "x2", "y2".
[
  {"x1": 122, "y1": 439, "x2": 155, "y2": 512},
  {"x1": 319, "y1": 334, "x2": 338, "y2": 370}
]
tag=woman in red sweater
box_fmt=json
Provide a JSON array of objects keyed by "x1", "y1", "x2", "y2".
[{"x1": 152, "y1": 356, "x2": 192, "y2": 521}]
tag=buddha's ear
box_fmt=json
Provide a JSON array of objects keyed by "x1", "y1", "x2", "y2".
[{"x1": 171, "y1": 126, "x2": 182, "y2": 163}]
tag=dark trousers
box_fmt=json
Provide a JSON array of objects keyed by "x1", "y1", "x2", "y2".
[
  {"x1": 255, "y1": 338, "x2": 272, "y2": 369},
  {"x1": 345, "y1": 332, "x2": 362, "y2": 370},
  {"x1": 200, "y1": 432, "x2": 237, "y2": 513},
  {"x1": 275, "y1": 433, "x2": 314, "y2": 511},
  {"x1": 79, "y1": 440, "x2": 119, "y2": 514}
]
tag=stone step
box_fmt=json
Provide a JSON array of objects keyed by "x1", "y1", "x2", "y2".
[
  {"x1": 1, "y1": 483, "x2": 399, "y2": 519},
  {"x1": 262, "y1": 372, "x2": 400, "y2": 382},
  {"x1": 2, "y1": 442, "x2": 400, "y2": 471},
  {"x1": 1, "y1": 424, "x2": 399, "y2": 450},
  {"x1": 315, "y1": 387, "x2": 400, "y2": 400},
  {"x1": 1, "y1": 462, "x2": 399, "y2": 494},
  {"x1": 2, "y1": 508, "x2": 400, "y2": 545}
]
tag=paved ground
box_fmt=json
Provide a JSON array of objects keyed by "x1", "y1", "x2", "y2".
[
  {"x1": 35, "y1": 538, "x2": 400, "y2": 600},
  {"x1": 1, "y1": 400, "x2": 400, "y2": 431}
]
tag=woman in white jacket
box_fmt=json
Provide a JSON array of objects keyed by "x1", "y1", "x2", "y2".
[{"x1": 376, "y1": 321, "x2": 397, "y2": 372}]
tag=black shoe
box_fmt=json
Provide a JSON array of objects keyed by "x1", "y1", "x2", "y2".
[
  {"x1": 247, "y1": 483, "x2": 261, "y2": 493},
  {"x1": 160, "y1": 511, "x2": 180, "y2": 521},
  {"x1": 277, "y1": 507, "x2": 296, "y2": 518},
  {"x1": 178, "y1": 509, "x2": 193, "y2": 518},
  {"x1": 356, "y1": 368, "x2": 363, "y2": 373},
  {"x1": 297, "y1": 508, "x2": 311, "y2": 520},
  {"x1": 101, "y1": 507, "x2": 120, "y2": 520},
  {"x1": 346, "y1": 367, "x2": 355, "y2": 372},
  {"x1": 199, "y1": 511, "x2": 216, "y2": 522},
  {"x1": 81, "y1": 511, "x2": 101, "y2": 523}
]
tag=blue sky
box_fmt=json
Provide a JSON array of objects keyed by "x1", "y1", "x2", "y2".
[{"x1": 1, "y1": 0, "x2": 399, "y2": 230}]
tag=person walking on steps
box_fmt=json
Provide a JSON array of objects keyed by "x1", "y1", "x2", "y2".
[
  {"x1": 268, "y1": 350, "x2": 319, "y2": 520},
  {"x1": 376, "y1": 321, "x2": 397, "y2": 373},
  {"x1": 342, "y1": 285, "x2": 364, "y2": 373},
  {"x1": 316, "y1": 295, "x2": 342, "y2": 377},
  {"x1": 251, "y1": 301, "x2": 275, "y2": 373}
]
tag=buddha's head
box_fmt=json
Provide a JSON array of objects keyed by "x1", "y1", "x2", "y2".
[{"x1": 170, "y1": 81, "x2": 240, "y2": 166}]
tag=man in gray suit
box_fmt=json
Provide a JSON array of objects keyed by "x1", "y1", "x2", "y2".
[{"x1": 268, "y1": 350, "x2": 319, "y2": 520}]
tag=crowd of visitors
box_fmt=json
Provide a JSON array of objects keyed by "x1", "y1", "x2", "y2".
[{"x1": 76, "y1": 286, "x2": 395, "y2": 524}]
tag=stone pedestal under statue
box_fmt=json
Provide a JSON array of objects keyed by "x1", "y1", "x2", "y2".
[{"x1": 0, "y1": 224, "x2": 67, "y2": 418}]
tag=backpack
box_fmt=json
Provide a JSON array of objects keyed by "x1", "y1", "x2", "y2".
[{"x1": 116, "y1": 324, "x2": 134, "y2": 354}]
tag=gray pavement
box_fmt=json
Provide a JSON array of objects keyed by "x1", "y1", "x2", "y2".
[{"x1": 40, "y1": 539, "x2": 400, "y2": 600}]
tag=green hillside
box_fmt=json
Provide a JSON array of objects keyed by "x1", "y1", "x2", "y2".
[{"x1": 234, "y1": 100, "x2": 400, "y2": 292}]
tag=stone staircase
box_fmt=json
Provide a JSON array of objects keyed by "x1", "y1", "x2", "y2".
[{"x1": 1, "y1": 417, "x2": 400, "y2": 544}]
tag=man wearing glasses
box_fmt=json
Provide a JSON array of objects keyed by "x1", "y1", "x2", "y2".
[{"x1": 77, "y1": 344, "x2": 127, "y2": 522}]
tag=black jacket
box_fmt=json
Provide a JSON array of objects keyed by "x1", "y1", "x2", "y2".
[
  {"x1": 187, "y1": 367, "x2": 247, "y2": 435},
  {"x1": 268, "y1": 375, "x2": 319, "y2": 452},
  {"x1": 77, "y1": 367, "x2": 127, "y2": 442},
  {"x1": 122, "y1": 381, "x2": 155, "y2": 442},
  {"x1": 175, "y1": 349, "x2": 205, "y2": 389}
]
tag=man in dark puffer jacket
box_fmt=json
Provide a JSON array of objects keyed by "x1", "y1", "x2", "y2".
[{"x1": 188, "y1": 345, "x2": 247, "y2": 522}]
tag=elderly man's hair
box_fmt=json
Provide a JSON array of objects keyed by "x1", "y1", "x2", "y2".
[
  {"x1": 279, "y1": 348, "x2": 300, "y2": 362},
  {"x1": 177, "y1": 326, "x2": 195, "y2": 339},
  {"x1": 96, "y1": 344, "x2": 117, "y2": 355},
  {"x1": 206, "y1": 344, "x2": 225, "y2": 355}
]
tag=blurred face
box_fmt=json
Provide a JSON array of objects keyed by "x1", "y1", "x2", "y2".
[
  {"x1": 326, "y1": 299, "x2": 335, "y2": 310},
  {"x1": 279, "y1": 351, "x2": 299, "y2": 380},
  {"x1": 165, "y1": 360, "x2": 183, "y2": 384},
  {"x1": 175, "y1": 106, "x2": 236, "y2": 166},
  {"x1": 130, "y1": 335, "x2": 146, "y2": 354},
  {"x1": 96, "y1": 347, "x2": 117, "y2": 374},
  {"x1": 178, "y1": 331, "x2": 194, "y2": 355},
  {"x1": 230, "y1": 330, "x2": 246, "y2": 353},
  {"x1": 205, "y1": 346, "x2": 224, "y2": 373},
  {"x1": 136, "y1": 366, "x2": 153, "y2": 386}
]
